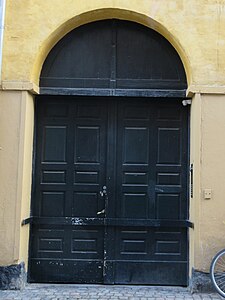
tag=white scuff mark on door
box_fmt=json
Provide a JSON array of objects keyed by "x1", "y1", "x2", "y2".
[{"x1": 71, "y1": 218, "x2": 84, "y2": 225}]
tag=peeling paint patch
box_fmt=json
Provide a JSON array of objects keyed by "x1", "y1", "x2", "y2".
[{"x1": 71, "y1": 218, "x2": 84, "y2": 225}]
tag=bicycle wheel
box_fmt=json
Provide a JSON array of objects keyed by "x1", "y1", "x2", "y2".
[{"x1": 210, "y1": 249, "x2": 225, "y2": 297}]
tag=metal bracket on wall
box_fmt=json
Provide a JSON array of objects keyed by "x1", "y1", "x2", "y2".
[
  {"x1": 190, "y1": 164, "x2": 193, "y2": 198},
  {"x1": 21, "y1": 217, "x2": 33, "y2": 226}
]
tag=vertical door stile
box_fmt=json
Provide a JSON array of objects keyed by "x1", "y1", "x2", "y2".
[
  {"x1": 148, "y1": 103, "x2": 157, "y2": 256},
  {"x1": 103, "y1": 99, "x2": 117, "y2": 284},
  {"x1": 148, "y1": 102, "x2": 157, "y2": 220},
  {"x1": 65, "y1": 100, "x2": 75, "y2": 260}
]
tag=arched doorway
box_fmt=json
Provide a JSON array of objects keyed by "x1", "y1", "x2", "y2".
[{"x1": 29, "y1": 19, "x2": 190, "y2": 285}]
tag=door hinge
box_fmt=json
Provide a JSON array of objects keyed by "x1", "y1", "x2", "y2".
[
  {"x1": 21, "y1": 217, "x2": 33, "y2": 226},
  {"x1": 182, "y1": 99, "x2": 192, "y2": 106}
]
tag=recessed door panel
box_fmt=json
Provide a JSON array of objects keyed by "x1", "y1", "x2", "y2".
[
  {"x1": 75, "y1": 126, "x2": 100, "y2": 163},
  {"x1": 124, "y1": 127, "x2": 149, "y2": 164},
  {"x1": 42, "y1": 126, "x2": 67, "y2": 162}
]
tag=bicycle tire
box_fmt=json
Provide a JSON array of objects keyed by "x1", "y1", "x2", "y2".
[{"x1": 210, "y1": 249, "x2": 225, "y2": 297}]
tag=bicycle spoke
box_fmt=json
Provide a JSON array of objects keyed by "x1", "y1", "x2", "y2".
[
  {"x1": 215, "y1": 276, "x2": 225, "y2": 283},
  {"x1": 211, "y1": 250, "x2": 225, "y2": 297},
  {"x1": 214, "y1": 261, "x2": 225, "y2": 269},
  {"x1": 217, "y1": 281, "x2": 225, "y2": 291},
  {"x1": 215, "y1": 273, "x2": 225, "y2": 278},
  {"x1": 214, "y1": 272, "x2": 225, "y2": 281},
  {"x1": 215, "y1": 277, "x2": 225, "y2": 285}
]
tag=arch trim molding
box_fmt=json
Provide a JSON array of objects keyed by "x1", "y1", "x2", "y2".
[{"x1": 31, "y1": 8, "x2": 191, "y2": 89}]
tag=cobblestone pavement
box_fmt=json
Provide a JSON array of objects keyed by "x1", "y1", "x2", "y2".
[{"x1": 0, "y1": 284, "x2": 222, "y2": 300}]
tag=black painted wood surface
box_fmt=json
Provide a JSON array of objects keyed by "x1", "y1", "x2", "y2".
[
  {"x1": 29, "y1": 96, "x2": 189, "y2": 285},
  {"x1": 40, "y1": 20, "x2": 187, "y2": 96}
]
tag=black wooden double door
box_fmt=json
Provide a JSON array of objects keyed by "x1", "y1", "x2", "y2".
[{"x1": 30, "y1": 97, "x2": 189, "y2": 285}]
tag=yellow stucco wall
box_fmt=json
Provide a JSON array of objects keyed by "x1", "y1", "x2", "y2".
[
  {"x1": 0, "y1": 91, "x2": 33, "y2": 266},
  {"x1": 189, "y1": 93, "x2": 202, "y2": 275},
  {"x1": 197, "y1": 94, "x2": 225, "y2": 271},
  {"x1": 189, "y1": 94, "x2": 225, "y2": 272},
  {"x1": 0, "y1": 0, "x2": 225, "y2": 279},
  {"x1": 18, "y1": 92, "x2": 34, "y2": 266},
  {"x1": 0, "y1": 91, "x2": 22, "y2": 265},
  {"x1": 1, "y1": 0, "x2": 225, "y2": 90}
]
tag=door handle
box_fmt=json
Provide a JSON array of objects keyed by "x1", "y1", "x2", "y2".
[{"x1": 97, "y1": 209, "x2": 105, "y2": 215}]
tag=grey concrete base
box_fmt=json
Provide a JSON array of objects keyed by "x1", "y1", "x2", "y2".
[
  {"x1": 0, "y1": 264, "x2": 216, "y2": 292},
  {"x1": 0, "y1": 262, "x2": 26, "y2": 290},
  {"x1": 189, "y1": 269, "x2": 214, "y2": 293}
]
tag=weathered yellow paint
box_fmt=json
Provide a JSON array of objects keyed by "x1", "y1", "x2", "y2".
[
  {"x1": 1, "y1": 0, "x2": 225, "y2": 280},
  {"x1": 0, "y1": 91, "x2": 34, "y2": 268},
  {"x1": 2, "y1": 0, "x2": 225, "y2": 89},
  {"x1": 189, "y1": 94, "x2": 225, "y2": 273},
  {"x1": 30, "y1": 8, "x2": 192, "y2": 87},
  {"x1": 197, "y1": 94, "x2": 225, "y2": 271},
  {"x1": 0, "y1": 91, "x2": 23, "y2": 264},
  {"x1": 189, "y1": 93, "x2": 202, "y2": 275},
  {"x1": 18, "y1": 92, "x2": 34, "y2": 267}
]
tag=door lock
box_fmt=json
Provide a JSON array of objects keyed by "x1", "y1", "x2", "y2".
[
  {"x1": 98, "y1": 186, "x2": 107, "y2": 216},
  {"x1": 99, "y1": 186, "x2": 107, "y2": 197}
]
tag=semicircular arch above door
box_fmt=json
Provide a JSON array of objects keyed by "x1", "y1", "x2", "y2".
[{"x1": 40, "y1": 19, "x2": 187, "y2": 97}]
